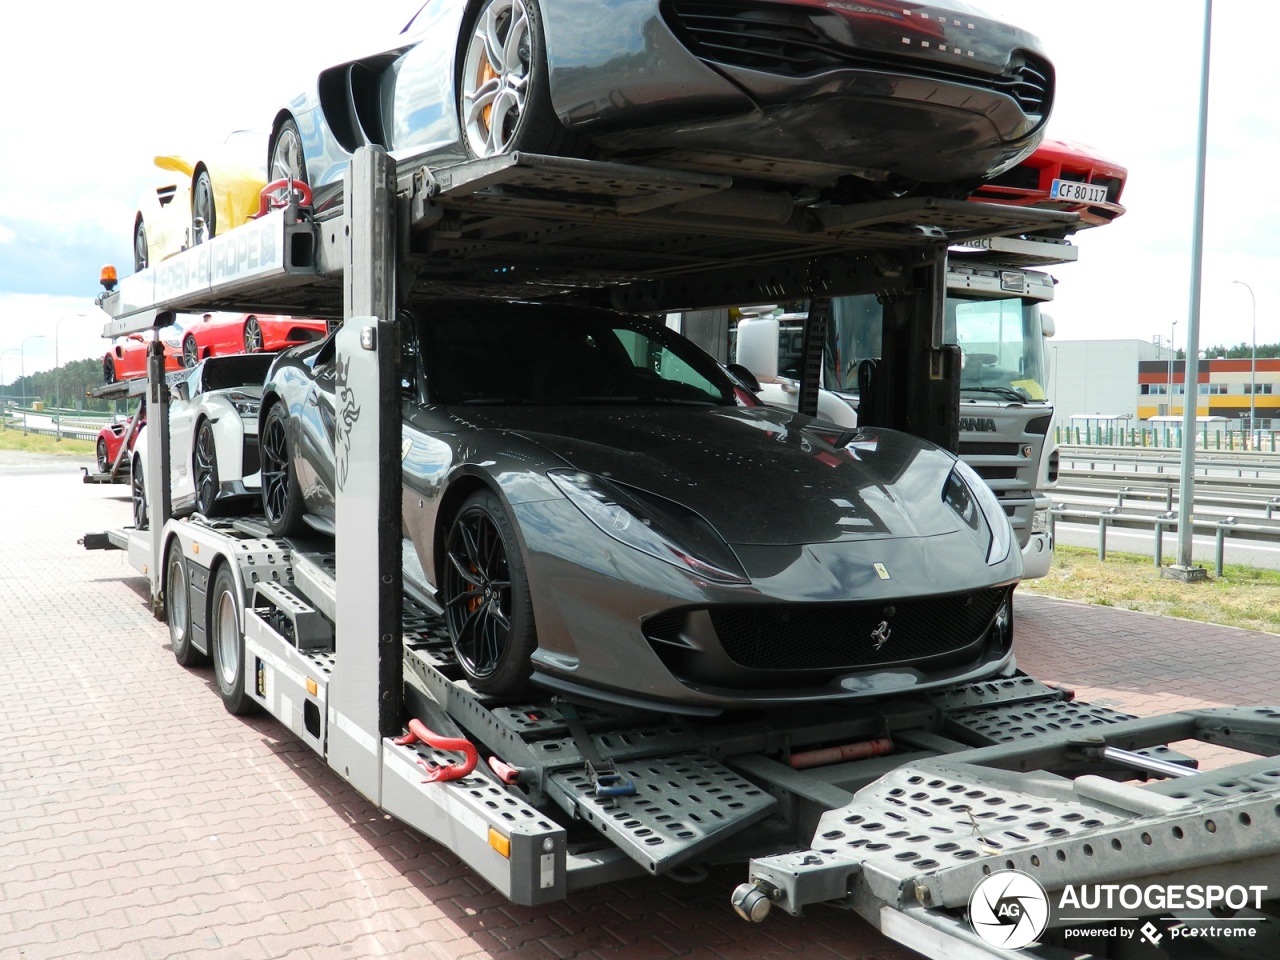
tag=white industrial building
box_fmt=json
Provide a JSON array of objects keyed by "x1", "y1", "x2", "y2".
[{"x1": 1047, "y1": 338, "x2": 1174, "y2": 433}]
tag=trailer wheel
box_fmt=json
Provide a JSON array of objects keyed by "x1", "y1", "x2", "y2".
[
  {"x1": 166, "y1": 548, "x2": 207, "y2": 666},
  {"x1": 458, "y1": 0, "x2": 568, "y2": 161},
  {"x1": 131, "y1": 455, "x2": 148, "y2": 530},
  {"x1": 193, "y1": 420, "x2": 220, "y2": 517},
  {"x1": 441, "y1": 489, "x2": 536, "y2": 696},
  {"x1": 96, "y1": 437, "x2": 110, "y2": 474},
  {"x1": 260, "y1": 403, "x2": 306, "y2": 537},
  {"x1": 182, "y1": 335, "x2": 199, "y2": 369},
  {"x1": 210, "y1": 564, "x2": 259, "y2": 715}
]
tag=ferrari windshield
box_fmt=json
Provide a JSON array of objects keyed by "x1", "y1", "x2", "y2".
[{"x1": 420, "y1": 305, "x2": 735, "y2": 406}]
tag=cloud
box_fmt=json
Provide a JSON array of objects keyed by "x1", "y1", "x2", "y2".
[{"x1": 0, "y1": 222, "x2": 14, "y2": 245}]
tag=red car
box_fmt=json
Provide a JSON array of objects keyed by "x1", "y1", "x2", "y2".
[
  {"x1": 95, "y1": 408, "x2": 147, "y2": 477},
  {"x1": 178, "y1": 313, "x2": 329, "y2": 367},
  {"x1": 103, "y1": 333, "x2": 183, "y2": 383},
  {"x1": 969, "y1": 138, "x2": 1127, "y2": 230}
]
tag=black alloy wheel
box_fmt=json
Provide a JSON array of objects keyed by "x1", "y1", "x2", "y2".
[
  {"x1": 441, "y1": 490, "x2": 536, "y2": 696},
  {"x1": 131, "y1": 456, "x2": 148, "y2": 530},
  {"x1": 96, "y1": 437, "x2": 110, "y2": 474},
  {"x1": 182, "y1": 336, "x2": 199, "y2": 368},
  {"x1": 193, "y1": 420, "x2": 220, "y2": 516},
  {"x1": 103, "y1": 356, "x2": 116, "y2": 385},
  {"x1": 192, "y1": 170, "x2": 216, "y2": 244},
  {"x1": 260, "y1": 403, "x2": 304, "y2": 536},
  {"x1": 243, "y1": 317, "x2": 263, "y2": 353},
  {"x1": 134, "y1": 219, "x2": 149, "y2": 273}
]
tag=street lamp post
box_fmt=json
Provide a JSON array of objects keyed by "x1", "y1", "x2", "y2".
[
  {"x1": 53, "y1": 313, "x2": 88, "y2": 441},
  {"x1": 20, "y1": 335, "x2": 47, "y2": 436},
  {"x1": 1233, "y1": 280, "x2": 1257, "y2": 445},
  {"x1": 1169, "y1": 318, "x2": 1178, "y2": 416}
]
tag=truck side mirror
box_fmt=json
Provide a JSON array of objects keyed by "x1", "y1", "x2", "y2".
[
  {"x1": 1041, "y1": 313, "x2": 1056, "y2": 338},
  {"x1": 735, "y1": 316, "x2": 780, "y2": 382}
]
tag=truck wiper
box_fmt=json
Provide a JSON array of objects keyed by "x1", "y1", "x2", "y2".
[{"x1": 961, "y1": 385, "x2": 1032, "y2": 403}]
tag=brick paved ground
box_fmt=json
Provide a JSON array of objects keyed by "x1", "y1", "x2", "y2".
[{"x1": 3, "y1": 451, "x2": 1277, "y2": 960}]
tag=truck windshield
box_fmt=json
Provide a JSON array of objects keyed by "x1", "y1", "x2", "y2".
[{"x1": 769, "y1": 294, "x2": 1048, "y2": 403}]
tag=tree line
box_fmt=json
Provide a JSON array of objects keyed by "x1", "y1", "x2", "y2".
[{"x1": 2, "y1": 358, "x2": 118, "y2": 413}]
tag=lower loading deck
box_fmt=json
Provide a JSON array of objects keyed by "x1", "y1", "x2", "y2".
[{"x1": 218, "y1": 525, "x2": 1280, "y2": 955}]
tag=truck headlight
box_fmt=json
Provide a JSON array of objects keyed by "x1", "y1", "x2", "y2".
[{"x1": 1032, "y1": 509, "x2": 1049, "y2": 534}]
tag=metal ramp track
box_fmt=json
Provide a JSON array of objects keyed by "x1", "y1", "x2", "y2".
[
  {"x1": 931, "y1": 674, "x2": 1197, "y2": 770},
  {"x1": 97, "y1": 153, "x2": 1078, "y2": 326},
  {"x1": 548, "y1": 752, "x2": 776, "y2": 875},
  {"x1": 741, "y1": 708, "x2": 1280, "y2": 940}
]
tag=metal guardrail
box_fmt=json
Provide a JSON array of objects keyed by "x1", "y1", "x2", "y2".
[
  {"x1": 1049, "y1": 504, "x2": 1280, "y2": 576},
  {"x1": 1058, "y1": 445, "x2": 1280, "y2": 481},
  {"x1": 0, "y1": 415, "x2": 99, "y2": 441}
]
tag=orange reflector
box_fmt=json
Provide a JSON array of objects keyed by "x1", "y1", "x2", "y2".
[
  {"x1": 306, "y1": 678, "x2": 318, "y2": 696},
  {"x1": 488, "y1": 828, "x2": 511, "y2": 858},
  {"x1": 191, "y1": 543, "x2": 199, "y2": 554}
]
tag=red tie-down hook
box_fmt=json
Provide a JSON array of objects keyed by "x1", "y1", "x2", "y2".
[
  {"x1": 394, "y1": 719, "x2": 478, "y2": 783},
  {"x1": 253, "y1": 179, "x2": 314, "y2": 219}
]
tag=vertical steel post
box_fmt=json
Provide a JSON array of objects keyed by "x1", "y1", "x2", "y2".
[
  {"x1": 1171, "y1": 0, "x2": 1213, "y2": 580},
  {"x1": 328, "y1": 146, "x2": 402, "y2": 802}
]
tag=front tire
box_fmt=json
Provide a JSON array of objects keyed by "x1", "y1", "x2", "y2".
[
  {"x1": 441, "y1": 489, "x2": 537, "y2": 696},
  {"x1": 134, "y1": 218, "x2": 149, "y2": 273},
  {"x1": 166, "y1": 547, "x2": 207, "y2": 666},
  {"x1": 210, "y1": 564, "x2": 258, "y2": 715},
  {"x1": 260, "y1": 403, "x2": 305, "y2": 537},
  {"x1": 243, "y1": 316, "x2": 263, "y2": 353},
  {"x1": 192, "y1": 170, "x2": 216, "y2": 244},
  {"x1": 131, "y1": 455, "x2": 148, "y2": 530},
  {"x1": 96, "y1": 437, "x2": 110, "y2": 474},
  {"x1": 459, "y1": 0, "x2": 566, "y2": 160},
  {"x1": 103, "y1": 356, "x2": 116, "y2": 385},
  {"x1": 193, "y1": 419, "x2": 220, "y2": 516},
  {"x1": 182, "y1": 335, "x2": 199, "y2": 368},
  {"x1": 268, "y1": 117, "x2": 308, "y2": 202}
]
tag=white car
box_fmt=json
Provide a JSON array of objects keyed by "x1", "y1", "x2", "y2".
[{"x1": 131, "y1": 354, "x2": 273, "y2": 527}]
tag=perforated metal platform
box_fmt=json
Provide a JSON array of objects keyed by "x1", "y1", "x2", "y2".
[{"x1": 550, "y1": 752, "x2": 775, "y2": 873}]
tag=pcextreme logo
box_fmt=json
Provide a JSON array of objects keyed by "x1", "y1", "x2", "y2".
[{"x1": 968, "y1": 870, "x2": 1049, "y2": 949}]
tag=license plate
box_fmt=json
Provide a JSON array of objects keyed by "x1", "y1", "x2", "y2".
[{"x1": 1050, "y1": 179, "x2": 1109, "y2": 205}]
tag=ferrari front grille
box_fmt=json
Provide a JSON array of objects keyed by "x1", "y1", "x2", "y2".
[{"x1": 647, "y1": 587, "x2": 1009, "y2": 671}]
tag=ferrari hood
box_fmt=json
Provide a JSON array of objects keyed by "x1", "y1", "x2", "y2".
[{"x1": 452, "y1": 405, "x2": 962, "y2": 546}]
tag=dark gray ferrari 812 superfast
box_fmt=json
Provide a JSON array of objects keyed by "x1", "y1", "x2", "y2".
[
  {"x1": 259, "y1": 300, "x2": 1021, "y2": 712},
  {"x1": 267, "y1": 0, "x2": 1054, "y2": 211}
]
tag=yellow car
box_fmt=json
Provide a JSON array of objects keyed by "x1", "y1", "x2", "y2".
[{"x1": 133, "y1": 131, "x2": 267, "y2": 272}]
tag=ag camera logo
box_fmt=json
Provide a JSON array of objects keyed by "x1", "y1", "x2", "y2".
[{"x1": 969, "y1": 870, "x2": 1049, "y2": 949}]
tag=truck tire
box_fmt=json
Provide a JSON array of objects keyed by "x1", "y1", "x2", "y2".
[
  {"x1": 209, "y1": 564, "x2": 259, "y2": 715},
  {"x1": 441, "y1": 489, "x2": 537, "y2": 697},
  {"x1": 166, "y1": 547, "x2": 208, "y2": 667}
]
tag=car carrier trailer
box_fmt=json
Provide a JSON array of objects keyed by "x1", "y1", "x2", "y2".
[{"x1": 85, "y1": 147, "x2": 1280, "y2": 957}]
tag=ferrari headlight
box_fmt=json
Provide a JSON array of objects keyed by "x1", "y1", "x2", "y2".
[
  {"x1": 548, "y1": 470, "x2": 748, "y2": 584},
  {"x1": 944, "y1": 459, "x2": 1012, "y2": 565},
  {"x1": 228, "y1": 392, "x2": 260, "y2": 418},
  {"x1": 160, "y1": 328, "x2": 184, "y2": 348}
]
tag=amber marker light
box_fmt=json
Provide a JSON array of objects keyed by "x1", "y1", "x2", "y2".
[
  {"x1": 488, "y1": 828, "x2": 511, "y2": 858},
  {"x1": 100, "y1": 265, "x2": 118, "y2": 291}
]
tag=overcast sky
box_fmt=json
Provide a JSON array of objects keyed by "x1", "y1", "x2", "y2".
[{"x1": 0, "y1": 0, "x2": 1273, "y2": 382}]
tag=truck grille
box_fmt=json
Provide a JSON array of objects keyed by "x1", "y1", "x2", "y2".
[
  {"x1": 663, "y1": 0, "x2": 1052, "y2": 115},
  {"x1": 646, "y1": 588, "x2": 1009, "y2": 671}
]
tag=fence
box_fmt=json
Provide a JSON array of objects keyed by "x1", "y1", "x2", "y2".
[{"x1": 1055, "y1": 424, "x2": 1279, "y2": 450}]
